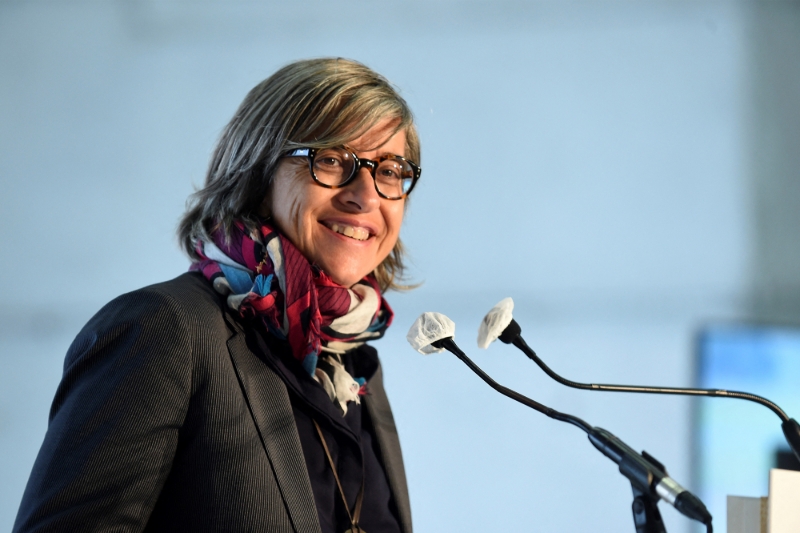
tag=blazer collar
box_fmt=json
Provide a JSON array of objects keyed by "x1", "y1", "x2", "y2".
[
  {"x1": 225, "y1": 316, "x2": 322, "y2": 533},
  {"x1": 363, "y1": 366, "x2": 413, "y2": 533},
  {"x1": 224, "y1": 310, "x2": 413, "y2": 533}
]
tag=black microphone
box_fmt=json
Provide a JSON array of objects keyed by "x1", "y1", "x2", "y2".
[
  {"x1": 409, "y1": 312, "x2": 713, "y2": 532},
  {"x1": 478, "y1": 298, "x2": 800, "y2": 465},
  {"x1": 588, "y1": 427, "x2": 711, "y2": 527}
]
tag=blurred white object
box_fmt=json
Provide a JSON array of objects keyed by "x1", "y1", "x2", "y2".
[
  {"x1": 726, "y1": 469, "x2": 800, "y2": 533},
  {"x1": 477, "y1": 297, "x2": 514, "y2": 349},
  {"x1": 727, "y1": 496, "x2": 766, "y2": 533},
  {"x1": 406, "y1": 312, "x2": 456, "y2": 354},
  {"x1": 767, "y1": 468, "x2": 800, "y2": 532}
]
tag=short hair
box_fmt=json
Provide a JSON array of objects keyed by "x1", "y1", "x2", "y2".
[{"x1": 178, "y1": 58, "x2": 420, "y2": 291}]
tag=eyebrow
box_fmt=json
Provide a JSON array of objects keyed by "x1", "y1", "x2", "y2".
[{"x1": 342, "y1": 145, "x2": 406, "y2": 159}]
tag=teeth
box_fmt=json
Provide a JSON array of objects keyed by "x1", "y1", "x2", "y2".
[{"x1": 329, "y1": 223, "x2": 370, "y2": 241}]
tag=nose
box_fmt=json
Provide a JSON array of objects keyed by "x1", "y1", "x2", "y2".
[{"x1": 337, "y1": 166, "x2": 381, "y2": 212}]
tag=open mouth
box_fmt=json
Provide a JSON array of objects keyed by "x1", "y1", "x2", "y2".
[{"x1": 324, "y1": 222, "x2": 371, "y2": 241}]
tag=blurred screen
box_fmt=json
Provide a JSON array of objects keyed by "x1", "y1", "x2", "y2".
[{"x1": 695, "y1": 324, "x2": 800, "y2": 531}]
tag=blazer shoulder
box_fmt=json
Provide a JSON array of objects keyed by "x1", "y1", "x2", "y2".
[
  {"x1": 61, "y1": 273, "x2": 232, "y2": 381},
  {"x1": 16, "y1": 274, "x2": 228, "y2": 532},
  {"x1": 132, "y1": 271, "x2": 224, "y2": 321},
  {"x1": 83, "y1": 272, "x2": 226, "y2": 333}
]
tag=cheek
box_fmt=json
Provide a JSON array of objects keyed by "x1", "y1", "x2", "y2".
[
  {"x1": 269, "y1": 169, "x2": 313, "y2": 238},
  {"x1": 383, "y1": 203, "x2": 405, "y2": 241}
]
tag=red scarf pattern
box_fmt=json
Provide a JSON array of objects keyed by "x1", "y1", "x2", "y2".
[{"x1": 191, "y1": 221, "x2": 393, "y2": 378}]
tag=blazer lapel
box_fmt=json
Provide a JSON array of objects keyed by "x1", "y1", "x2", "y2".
[
  {"x1": 226, "y1": 324, "x2": 322, "y2": 533},
  {"x1": 364, "y1": 365, "x2": 413, "y2": 533}
]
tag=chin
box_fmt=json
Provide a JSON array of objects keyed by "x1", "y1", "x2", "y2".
[
  {"x1": 323, "y1": 264, "x2": 374, "y2": 288},
  {"x1": 313, "y1": 247, "x2": 385, "y2": 287},
  {"x1": 329, "y1": 273, "x2": 366, "y2": 288}
]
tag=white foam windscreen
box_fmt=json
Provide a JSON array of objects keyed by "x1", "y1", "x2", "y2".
[
  {"x1": 477, "y1": 297, "x2": 514, "y2": 349},
  {"x1": 406, "y1": 312, "x2": 456, "y2": 354}
]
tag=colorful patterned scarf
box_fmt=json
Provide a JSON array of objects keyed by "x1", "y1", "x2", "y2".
[{"x1": 191, "y1": 221, "x2": 394, "y2": 414}]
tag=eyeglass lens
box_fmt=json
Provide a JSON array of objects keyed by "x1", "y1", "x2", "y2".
[{"x1": 312, "y1": 147, "x2": 414, "y2": 198}]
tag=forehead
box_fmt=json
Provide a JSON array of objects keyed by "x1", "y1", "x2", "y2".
[{"x1": 345, "y1": 118, "x2": 404, "y2": 153}]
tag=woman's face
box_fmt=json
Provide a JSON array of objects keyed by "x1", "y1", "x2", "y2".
[{"x1": 267, "y1": 119, "x2": 407, "y2": 288}]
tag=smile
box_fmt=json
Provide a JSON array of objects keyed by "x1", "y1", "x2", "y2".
[{"x1": 325, "y1": 222, "x2": 371, "y2": 241}]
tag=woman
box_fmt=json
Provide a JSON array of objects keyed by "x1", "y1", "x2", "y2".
[{"x1": 14, "y1": 58, "x2": 420, "y2": 533}]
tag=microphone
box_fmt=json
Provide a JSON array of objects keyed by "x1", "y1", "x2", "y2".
[
  {"x1": 478, "y1": 298, "x2": 800, "y2": 465},
  {"x1": 409, "y1": 312, "x2": 713, "y2": 532},
  {"x1": 406, "y1": 311, "x2": 455, "y2": 354}
]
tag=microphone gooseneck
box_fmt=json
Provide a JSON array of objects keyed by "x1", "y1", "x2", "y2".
[
  {"x1": 411, "y1": 316, "x2": 714, "y2": 532},
  {"x1": 431, "y1": 337, "x2": 593, "y2": 433},
  {"x1": 507, "y1": 322, "x2": 788, "y2": 420},
  {"x1": 499, "y1": 316, "x2": 800, "y2": 465}
]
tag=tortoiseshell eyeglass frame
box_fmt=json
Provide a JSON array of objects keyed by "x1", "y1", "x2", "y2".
[{"x1": 285, "y1": 147, "x2": 421, "y2": 200}]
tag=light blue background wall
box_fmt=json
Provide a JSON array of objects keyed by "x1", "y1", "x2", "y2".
[{"x1": 2, "y1": 1, "x2": 795, "y2": 532}]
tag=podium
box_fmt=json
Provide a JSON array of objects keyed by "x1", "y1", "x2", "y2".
[{"x1": 727, "y1": 469, "x2": 800, "y2": 533}]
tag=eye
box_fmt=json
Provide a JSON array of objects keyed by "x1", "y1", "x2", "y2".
[
  {"x1": 376, "y1": 161, "x2": 403, "y2": 181},
  {"x1": 318, "y1": 157, "x2": 340, "y2": 168},
  {"x1": 315, "y1": 151, "x2": 345, "y2": 169},
  {"x1": 379, "y1": 166, "x2": 400, "y2": 179},
  {"x1": 313, "y1": 148, "x2": 355, "y2": 184}
]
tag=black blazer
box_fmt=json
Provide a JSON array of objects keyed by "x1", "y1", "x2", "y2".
[{"x1": 13, "y1": 273, "x2": 412, "y2": 533}]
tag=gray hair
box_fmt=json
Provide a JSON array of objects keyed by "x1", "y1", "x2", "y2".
[{"x1": 178, "y1": 58, "x2": 420, "y2": 291}]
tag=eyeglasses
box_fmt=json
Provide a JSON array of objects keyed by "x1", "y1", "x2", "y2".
[{"x1": 285, "y1": 146, "x2": 421, "y2": 200}]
